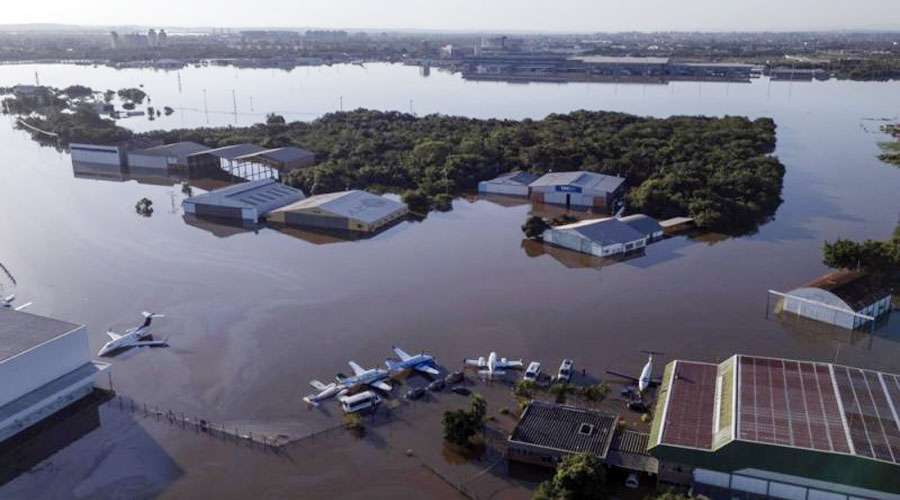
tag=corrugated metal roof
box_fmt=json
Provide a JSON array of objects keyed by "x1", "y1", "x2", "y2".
[
  {"x1": 234, "y1": 146, "x2": 315, "y2": 164},
  {"x1": 188, "y1": 143, "x2": 266, "y2": 160},
  {"x1": 530, "y1": 171, "x2": 625, "y2": 194},
  {"x1": 607, "y1": 430, "x2": 659, "y2": 473},
  {"x1": 0, "y1": 308, "x2": 82, "y2": 360},
  {"x1": 183, "y1": 179, "x2": 306, "y2": 213},
  {"x1": 552, "y1": 217, "x2": 645, "y2": 246},
  {"x1": 575, "y1": 56, "x2": 670, "y2": 65},
  {"x1": 798, "y1": 271, "x2": 892, "y2": 311},
  {"x1": 272, "y1": 190, "x2": 407, "y2": 224},
  {"x1": 509, "y1": 401, "x2": 618, "y2": 459},
  {"x1": 620, "y1": 214, "x2": 663, "y2": 237},
  {"x1": 483, "y1": 171, "x2": 541, "y2": 186},
  {"x1": 136, "y1": 141, "x2": 210, "y2": 158}
]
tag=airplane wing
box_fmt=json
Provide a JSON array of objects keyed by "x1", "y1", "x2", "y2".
[
  {"x1": 606, "y1": 370, "x2": 640, "y2": 383},
  {"x1": 310, "y1": 380, "x2": 329, "y2": 391},
  {"x1": 464, "y1": 358, "x2": 485, "y2": 367},
  {"x1": 371, "y1": 380, "x2": 392, "y2": 392},
  {"x1": 392, "y1": 346, "x2": 412, "y2": 361},
  {"x1": 414, "y1": 364, "x2": 440, "y2": 376},
  {"x1": 498, "y1": 359, "x2": 523, "y2": 369},
  {"x1": 134, "y1": 340, "x2": 168, "y2": 347},
  {"x1": 106, "y1": 331, "x2": 123, "y2": 340},
  {"x1": 348, "y1": 361, "x2": 366, "y2": 376}
]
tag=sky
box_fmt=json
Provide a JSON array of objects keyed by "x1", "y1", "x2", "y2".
[{"x1": 3, "y1": 0, "x2": 900, "y2": 32}]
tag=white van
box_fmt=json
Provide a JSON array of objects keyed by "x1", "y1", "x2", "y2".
[
  {"x1": 523, "y1": 361, "x2": 542, "y2": 382},
  {"x1": 339, "y1": 391, "x2": 382, "y2": 414}
]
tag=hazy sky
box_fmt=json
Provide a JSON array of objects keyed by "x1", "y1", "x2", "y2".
[{"x1": 5, "y1": 0, "x2": 900, "y2": 32}]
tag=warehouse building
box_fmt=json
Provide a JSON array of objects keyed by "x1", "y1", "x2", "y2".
[
  {"x1": 543, "y1": 217, "x2": 649, "y2": 258},
  {"x1": 650, "y1": 354, "x2": 900, "y2": 497},
  {"x1": 233, "y1": 146, "x2": 316, "y2": 173},
  {"x1": 127, "y1": 141, "x2": 210, "y2": 170},
  {"x1": 620, "y1": 214, "x2": 664, "y2": 241},
  {"x1": 69, "y1": 143, "x2": 126, "y2": 167},
  {"x1": 477, "y1": 171, "x2": 540, "y2": 197},
  {"x1": 182, "y1": 178, "x2": 306, "y2": 223},
  {"x1": 268, "y1": 190, "x2": 408, "y2": 233},
  {"x1": 529, "y1": 171, "x2": 626, "y2": 210},
  {"x1": 186, "y1": 143, "x2": 266, "y2": 177},
  {"x1": 0, "y1": 308, "x2": 109, "y2": 443},
  {"x1": 774, "y1": 270, "x2": 893, "y2": 330}
]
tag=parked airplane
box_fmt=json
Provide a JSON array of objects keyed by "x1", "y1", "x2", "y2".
[
  {"x1": 385, "y1": 346, "x2": 440, "y2": 376},
  {"x1": 464, "y1": 352, "x2": 523, "y2": 379},
  {"x1": 97, "y1": 312, "x2": 167, "y2": 356},
  {"x1": 2, "y1": 294, "x2": 31, "y2": 311},
  {"x1": 303, "y1": 361, "x2": 393, "y2": 406},
  {"x1": 606, "y1": 351, "x2": 663, "y2": 394}
]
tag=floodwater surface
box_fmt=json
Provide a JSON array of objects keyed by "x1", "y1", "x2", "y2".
[{"x1": 0, "y1": 63, "x2": 899, "y2": 499}]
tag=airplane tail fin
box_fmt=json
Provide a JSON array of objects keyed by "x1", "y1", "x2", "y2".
[
  {"x1": 310, "y1": 379, "x2": 329, "y2": 391},
  {"x1": 385, "y1": 359, "x2": 404, "y2": 372}
]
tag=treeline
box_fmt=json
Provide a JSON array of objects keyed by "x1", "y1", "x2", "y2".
[
  {"x1": 823, "y1": 225, "x2": 900, "y2": 286},
  {"x1": 144, "y1": 109, "x2": 783, "y2": 230}
]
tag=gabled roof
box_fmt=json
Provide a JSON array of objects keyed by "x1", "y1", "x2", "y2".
[
  {"x1": 620, "y1": 214, "x2": 663, "y2": 237},
  {"x1": 234, "y1": 146, "x2": 315, "y2": 164},
  {"x1": 0, "y1": 308, "x2": 82, "y2": 361},
  {"x1": 510, "y1": 401, "x2": 618, "y2": 459},
  {"x1": 552, "y1": 217, "x2": 646, "y2": 246},
  {"x1": 135, "y1": 141, "x2": 210, "y2": 158},
  {"x1": 530, "y1": 171, "x2": 625, "y2": 194},
  {"x1": 183, "y1": 179, "x2": 306, "y2": 213},
  {"x1": 188, "y1": 143, "x2": 266, "y2": 160},
  {"x1": 272, "y1": 190, "x2": 407, "y2": 224},
  {"x1": 483, "y1": 171, "x2": 540, "y2": 186}
]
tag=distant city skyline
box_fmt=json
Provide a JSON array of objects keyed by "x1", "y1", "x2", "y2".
[{"x1": 4, "y1": 0, "x2": 900, "y2": 32}]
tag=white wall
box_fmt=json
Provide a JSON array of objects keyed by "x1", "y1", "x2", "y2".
[
  {"x1": 128, "y1": 153, "x2": 170, "y2": 169},
  {"x1": 478, "y1": 182, "x2": 529, "y2": 196},
  {"x1": 70, "y1": 144, "x2": 122, "y2": 166},
  {"x1": 0, "y1": 327, "x2": 90, "y2": 407}
]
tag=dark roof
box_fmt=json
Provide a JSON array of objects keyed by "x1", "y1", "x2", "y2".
[
  {"x1": 136, "y1": 141, "x2": 210, "y2": 158},
  {"x1": 484, "y1": 171, "x2": 541, "y2": 186},
  {"x1": 803, "y1": 270, "x2": 892, "y2": 310},
  {"x1": 554, "y1": 218, "x2": 646, "y2": 246},
  {"x1": 510, "y1": 401, "x2": 618, "y2": 459},
  {"x1": 234, "y1": 146, "x2": 315, "y2": 164},
  {"x1": 607, "y1": 430, "x2": 658, "y2": 474},
  {"x1": 188, "y1": 143, "x2": 266, "y2": 161},
  {"x1": 620, "y1": 214, "x2": 663, "y2": 237},
  {"x1": 0, "y1": 308, "x2": 82, "y2": 360},
  {"x1": 658, "y1": 360, "x2": 719, "y2": 450},
  {"x1": 183, "y1": 179, "x2": 306, "y2": 213}
]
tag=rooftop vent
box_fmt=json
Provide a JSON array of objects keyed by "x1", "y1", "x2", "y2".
[{"x1": 578, "y1": 423, "x2": 594, "y2": 436}]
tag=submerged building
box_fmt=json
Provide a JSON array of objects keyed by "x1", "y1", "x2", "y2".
[
  {"x1": 477, "y1": 171, "x2": 541, "y2": 197},
  {"x1": 182, "y1": 179, "x2": 306, "y2": 223},
  {"x1": 542, "y1": 216, "x2": 656, "y2": 258},
  {"x1": 776, "y1": 270, "x2": 893, "y2": 330},
  {"x1": 650, "y1": 354, "x2": 900, "y2": 498},
  {"x1": 529, "y1": 171, "x2": 626, "y2": 210},
  {"x1": 0, "y1": 308, "x2": 109, "y2": 443},
  {"x1": 268, "y1": 190, "x2": 408, "y2": 233},
  {"x1": 127, "y1": 141, "x2": 210, "y2": 170}
]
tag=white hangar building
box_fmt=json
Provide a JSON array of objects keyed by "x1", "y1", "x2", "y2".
[
  {"x1": 529, "y1": 171, "x2": 626, "y2": 210},
  {"x1": 0, "y1": 308, "x2": 109, "y2": 443},
  {"x1": 478, "y1": 171, "x2": 541, "y2": 197},
  {"x1": 182, "y1": 179, "x2": 306, "y2": 224},
  {"x1": 543, "y1": 217, "x2": 649, "y2": 258}
]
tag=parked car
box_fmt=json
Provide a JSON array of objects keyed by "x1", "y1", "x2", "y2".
[
  {"x1": 427, "y1": 379, "x2": 445, "y2": 392},
  {"x1": 557, "y1": 359, "x2": 574, "y2": 383},
  {"x1": 444, "y1": 371, "x2": 464, "y2": 385},
  {"x1": 406, "y1": 387, "x2": 426, "y2": 400},
  {"x1": 451, "y1": 386, "x2": 471, "y2": 396},
  {"x1": 523, "y1": 361, "x2": 541, "y2": 382}
]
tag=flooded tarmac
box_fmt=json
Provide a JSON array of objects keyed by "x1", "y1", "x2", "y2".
[{"x1": 1, "y1": 63, "x2": 899, "y2": 498}]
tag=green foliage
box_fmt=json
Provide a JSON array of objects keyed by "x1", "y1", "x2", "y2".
[
  {"x1": 579, "y1": 383, "x2": 610, "y2": 402},
  {"x1": 142, "y1": 109, "x2": 782, "y2": 227},
  {"x1": 266, "y1": 113, "x2": 287, "y2": 126},
  {"x1": 432, "y1": 193, "x2": 453, "y2": 211},
  {"x1": 550, "y1": 383, "x2": 574, "y2": 404},
  {"x1": 402, "y1": 189, "x2": 431, "y2": 214},
  {"x1": 533, "y1": 453, "x2": 607, "y2": 500},
  {"x1": 135, "y1": 197, "x2": 153, "y2": 217},
  {"x1": 441, "y1": 394, "x2": 487, "y2": 447},
  {"x1": 514, "y1": 380, "x2": 536, "y2": 398},
  {"x1": 62, "y1": 85, "x2": 93, "y2": 98},
  {"x1": 343, "y1": 413, "x2": 364, "y2": 434},
  {"x1": 645, "y1": 490, "x2": 694, "y2": 500},
  {"x1": 522, "y1": 216, "x2": 550, "y2": 239},
  {"x1": 117, "y1": 87, "x2": 147, "y2": 104}
]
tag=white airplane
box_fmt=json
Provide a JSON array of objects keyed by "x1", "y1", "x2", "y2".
[
  {"x1": 607, "y1": 351, "x2": 663, "y2": 394},
  {"x1": 464, "y1": 352, "x2": 523, "y2": 379},
  {"x1": 303, "y1": 361, "x2": 392, "y2": 406},
  {"x1": 385, "y1": 346, "x2": 440, "y2": 376},
  {"x1": 2, "y1": 294, "x2": 32, "y2": 311},
  {"x1": 97, "y1": 312, "x2": 167, "y2": 357}
]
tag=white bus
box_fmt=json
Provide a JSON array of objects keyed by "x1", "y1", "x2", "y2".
[{"x1": 339, "y1": 391, "x2": 382, "y2": 414}]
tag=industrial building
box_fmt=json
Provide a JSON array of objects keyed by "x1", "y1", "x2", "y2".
[
  {"x1": 182, "y1": 179, "x2": 306, "y2": 223},
  {"x1": 186, "y1": 143, "x2": 267, "y2": 177},
  {"x1": 127, "y1": 141, "x2": 210, "y2": 170},
  {"x1": 542, "y1": 217, "x2": 649, "y2": 258},
  {"x1": 186, "y1": 144, "x2": 315, "y2": 180},
  {"x1": 0, "y1": 308, "x2": 109, "y2": 444},
  {"x1": 268, "y1": 190, "x2": 408, "y2": 233},
  {"x1": 233, "y1": 146, "x2": 316, "y2": 172},
  {"x1": 507, "y1": 401, "x2": 657, "y2": 475},
  {"x1": 620, "y1": 214, "x2": 664, "y2": 241},
  {"x1": 477, "y1": 171, "x2": 540, "y2": 197},
  {"x1": 69, "y1": 143, "x2": 126, "y2": 167},
  {"x1": 529, "y1": 171, "x2": 625, "y2": 210},
  {"x1": 774, "y1": 271, "x2": 893, "y2": 330},
  {"x1": 649, "y1": 354, "x2": 900, "y2": 497}
]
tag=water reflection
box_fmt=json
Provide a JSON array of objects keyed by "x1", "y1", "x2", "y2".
[
  {"x1": 182, "y1": 214, "x2": 261, "y2": 239},
  {"x1": 520, "y1": 239, "x2": 646, "y2": 270}
]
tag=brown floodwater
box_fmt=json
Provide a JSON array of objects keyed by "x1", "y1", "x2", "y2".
[{"x1": 1, "y1": 63, "x2": 899, "y2": 499}]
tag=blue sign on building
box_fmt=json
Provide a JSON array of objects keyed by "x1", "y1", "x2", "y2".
[{"x1": 555, "y1": 185, "x2": 582, "y2": 193}]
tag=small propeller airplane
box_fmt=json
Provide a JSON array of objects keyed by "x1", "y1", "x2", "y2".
[
  {"x1": 606, "y1": 350, "x2": 664, "y2": 395},
  {"x1": 303, "y1": 361, "x2": 393, "y2": 406},
  {"x1": 2, "y1": 294, "x2": 32, "y2": 311},
  {"x1": 464, "y1": 351, "x2": 523, "y2": 379},
  {"x1": 385, "y1": 345, "x2": 440, "y2": 376},
  {"x1": 97, "y1": 312, "x2": 167, "y2": 357}
]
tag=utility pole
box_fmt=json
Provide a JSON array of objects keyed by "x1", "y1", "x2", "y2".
[
  {"x1": 232, "y1": 89, "x2": 237, "y2": 122},
  {"x1": 339, "y1": 95, "x2": 343, "y2": 112},
  {"x1": 202, "y1": 89, "x2": 209, "y2": 123}
]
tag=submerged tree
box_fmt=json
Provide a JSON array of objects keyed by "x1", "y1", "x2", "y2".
[
  {"x1": 522, "y1": 216, "x2": 549, "y2": 240},
  {"x1": 135, "y1": 197, "x2": 154, "y2": 217},
  {"x1": 534, "y1": 452, "x2": 607, "y2": 500}
]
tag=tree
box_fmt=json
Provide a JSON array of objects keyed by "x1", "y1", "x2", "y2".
[
  {"x1": 402, "y1": 189, "x2": 431, "y2": 215},
  {"x1": 533, "y1": 453, "x2": 607, "y2": 500},
  {"x1": 117, "y1": 87, "x2": 147, "y2": 104},
  {"x1": 441, "y1": 394, "x2": 487, "y2": 448},
  {"x1": 266, "y1": 113, "x2": 287, "y2": 126},
  {"x1": 522, "y1": 216, "x2": 549, "y2": 239}
]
